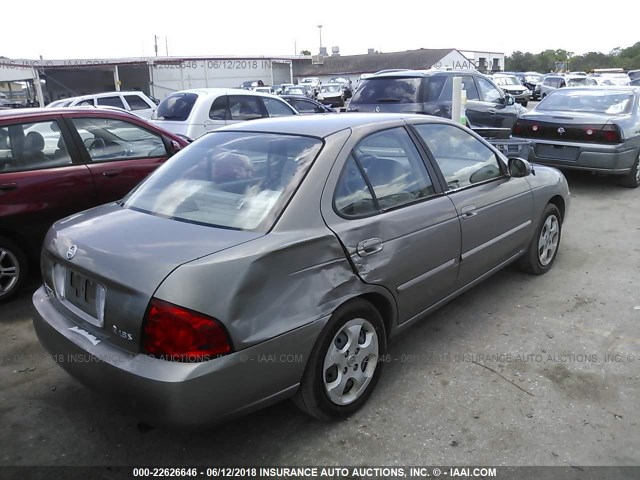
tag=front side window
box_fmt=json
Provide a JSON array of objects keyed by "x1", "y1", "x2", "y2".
[
  {"x1": 262, "y1": 97, "x2": 295, "y2": 117},
  {"x1": 228, "y1": 96, "x2": 264, "y2": 121},
  {"x1": 476, "y1": 77, "x2": 502, "y2": 103},
  {"x1": 71, "y1": 118, "x2": 167, "y2": 162},
  {"x1": 414, "y1": 123, "x2": 503, "y2": 190},
  {"x1": 97, "y1": 96, "x2": 125, "y2": 109},
  {"x1": 124, "y1": 132, "x2": 323, "y2": 231},
  {"x1": 291, "y1": 99, "x2": 316, "y2": 113},
  {"x1": 0, "y1": 121, "x2": 72, "y2": 172}
]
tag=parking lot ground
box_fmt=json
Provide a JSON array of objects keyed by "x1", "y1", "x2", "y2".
[{"x1": 1, "y1": 169, "x2": 639, "y2": 469}]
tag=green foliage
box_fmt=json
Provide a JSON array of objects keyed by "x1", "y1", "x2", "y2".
[
  {"x1": 300, "y1": 50, "x2": 311, "y2": 56},
  {"x1": 505, "y1": 42, "x2": 640, "y2": 72}
]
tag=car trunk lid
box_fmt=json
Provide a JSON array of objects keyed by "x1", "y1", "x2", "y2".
[{"x1": 42, "y1": 203, "x2": 261, "y2": 354}]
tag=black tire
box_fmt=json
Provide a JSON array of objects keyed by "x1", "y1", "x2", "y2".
[
  {"x1": 522, "y1": 101, "x2": 528, "y2": 107},
  {"x1": 517, "y1": 204, "x2": 562, "y2": 275},
  {"x1": 0, "y1": 236, "x2": 28, "y2": 303},
  {"x1": 294, "y1": 298, "x2": 387, "y2": 420},
  {"x1": 618, "y1": 153, "x2": 640, "y2": 188}
]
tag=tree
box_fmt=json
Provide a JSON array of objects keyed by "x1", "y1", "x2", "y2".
[{"x1": 300, "y1": 50, "x2": 311, "y2": 56}]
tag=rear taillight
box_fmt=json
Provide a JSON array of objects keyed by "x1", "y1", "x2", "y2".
[
  {"x1": 512, "y1": 121, "x2": 523, "y2": 136},
  {"x1": 595, "y1": 124, "x2": 622, "y2": 144},
  {"x1": 142, "y1": 299, "x2": 232, "y2": 362}
]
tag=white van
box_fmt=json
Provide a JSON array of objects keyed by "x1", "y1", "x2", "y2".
[
  {"x1": 46, "y1": 91, "x2": 157, "y2": 119},
  {"x1": 150, "y1": 88, "x2": 297, "y2": 140}
]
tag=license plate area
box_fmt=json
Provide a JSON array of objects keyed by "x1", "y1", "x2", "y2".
[
  {"x1": 535, "y1": 144, "x2": 579, "y2": 161},
  {"x1": 63, "y1": 269, "x2": 106, "y2": 327}
]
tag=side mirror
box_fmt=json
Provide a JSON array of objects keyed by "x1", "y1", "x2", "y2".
[
  {"x1": 508, "y1": 157, "x2": 533, "y2": 177},
  {"x1": 504, "y1": 94, "x2": 515, "y2": 106}
]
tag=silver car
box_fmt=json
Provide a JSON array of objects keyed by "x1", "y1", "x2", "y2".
[
  {"x1": 513, "y1": 86, "x2": 640, "y2": 188},
  {"x1": 33, "y1": 114, "x2": 569, "y2": 427}
]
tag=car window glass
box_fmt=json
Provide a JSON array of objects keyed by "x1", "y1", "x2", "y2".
[
  {"x1": 71, "y1": 118, "x2": 167, "y2": 162},
  {"x1": 334, "y1": 154, "x2": 377, "y2": 217},
  {"x1": 293, "y1": 99, "x2": 315, "y2": 113},
  {"x1": 414, "y1": 123, "x2": 502, "y2": 190},
  {"x1": 96, "y1": 96, "x2": 126, "y2": 109},
  {"x1": 351, "y1": 77, "x2": 422, "y2": 104},
  {"x1": 228, "y1": 96, "x2": 264, "y2": 120},
  {"x1": 0, "y1": 121, "x2": 72, "y2": 173},
  {"x1": 422, "y1": 75, "x2": 449, "y2": 101},
  {"x1": 156, "y1": 92, "x2": 198, "y2": 121},
  {"x1": 476, "y1": 77, "x2": 502, "y2": 103},
  {"x1": 209, "y1": 95, "x2": 229, "y2": 120},
  {"x1": 77, "y1": 99, "x2": 94, "y2": 106},
  {"x1": 124, "y1": 94, "x2": 151, "y2": 111},
  {"x1": 352, "y1": 127, "x2": 436, "y2": 210},
  {"x1": 262, "y1": 97, "x2": 295, "y2": 117},
  {"x1": 124, "y1": 132, "x2": 322, "y2": 232},
  {"x1": 461, "y1": 76, "x2": 480, "y2": 101}
]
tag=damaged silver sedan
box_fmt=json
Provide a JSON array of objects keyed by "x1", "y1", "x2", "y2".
[{"x1": 33, "y1": 113, "x2": 570, "y2": 427}]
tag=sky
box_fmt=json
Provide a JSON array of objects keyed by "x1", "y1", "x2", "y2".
[{"x1": 1, "y1": 0, "x2": 637, "y2": 60}]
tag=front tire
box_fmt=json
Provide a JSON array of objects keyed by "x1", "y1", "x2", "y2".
[
  {"x1": 294, "y1": 299, "x2": 386, "y2": 420},
  {"x1": 619, "y1": 153, "x2": 640, "y2": 188},
  {"x1": 517, "y1": 204, "x2": 562, "y2": 275},
  {"x1": 0, "y1": 236, "x2": 28, "y2": 303}
]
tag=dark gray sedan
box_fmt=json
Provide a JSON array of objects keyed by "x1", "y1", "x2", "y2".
[
  {"x1": 33, "y1": 114, "x2": 569, "y2": 427},
  {"x1": 513, "y1": 86, "x2": 640, "y2": 188}
]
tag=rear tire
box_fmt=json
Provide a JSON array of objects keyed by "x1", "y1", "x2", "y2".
[
  {"x1": 522, "y1": 101, "x2": 528, "y2": 107},
  {"x1": 619, "y1": 153, "x2": 640, "y2": 188},
  {"x1": 517, "y1": 204, "x2": 562, "y2": 275},
  {"x1": 294, "y1": 299, "x2": 386, "y2": 420},
  {"x1": 0, "y1": 236, "x2": 28, "y2": 303}
]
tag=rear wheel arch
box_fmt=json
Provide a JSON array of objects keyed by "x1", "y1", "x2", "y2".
[{"x1": 357, "y1": 292, "x2": 396, "y2": 339}]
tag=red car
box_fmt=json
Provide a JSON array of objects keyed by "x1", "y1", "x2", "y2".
[{"x1": 0, "y1": 107, "x2": 188, "y2": 302}]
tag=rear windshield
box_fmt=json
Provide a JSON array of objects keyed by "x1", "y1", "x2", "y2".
[
  {"x1": 155, "y1": 92, "x2": 198, "y2": 121},
  {"x1": 350, "y1": 76, "x2": 447, "y2": 104},
  {"x1": 124, "y1": 132, "x2": 323, "y2": 232},
  {"x1": 538, "y1": 90, "x2": 634, "y2": 114}
]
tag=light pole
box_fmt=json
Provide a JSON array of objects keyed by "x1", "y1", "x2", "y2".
[{"x1": 317, "y1": 25, "x2": 323, "y2": 54}]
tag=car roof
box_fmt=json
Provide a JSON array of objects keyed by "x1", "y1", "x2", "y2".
[
  {"x1": 216, "y1": 112, "x2": 440, "y2": 138},
  {"x1": 549, "y1": 86, "x2": 639, "y2": 94},
  {"x1": 63, "y1": 91, "x2": 149, "y2": 101},
  {"x1": 371, "y1": 69, "x2": 479, "y2": 78},
  {"x1": 0, "y1": 106, "x2": 142, "y2": 121},
  {"x1": 168, "y1": 88, "x2": 283, "y2": 99}
]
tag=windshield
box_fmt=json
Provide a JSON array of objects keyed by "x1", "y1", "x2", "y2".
[
  {"x1": 537, "y1": 90, "x2": 634, "y2": 114},
  {"x1": 494, "y1": 76, "x2": 521, "y2": 86},
  {"x1": 155, "y1": 92, "x2": 198, "y2": 121},
  {"x1": 321, "y1": 85, "x2": 341, "y2": 93},
  {"x1": 124, "y1": 132, "x2": 323, "y2": 231},
  {"x1": 525, "y1": 74, "x2": 543, "y2": 83}
]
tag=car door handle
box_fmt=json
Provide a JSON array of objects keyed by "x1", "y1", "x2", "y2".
[
  {"x1": 0, "y1": 183, "x2": 17, "y2": 192},
  {"x1": 357, "y1": 238, "x2": 384, "y2": 257},
  {"x1": 488, "y1": 109, "x2": 497, "y2": 115},
  {"x1": 460, "y1": 205, "x2": 477, "y2": 219},
  {"x1": 102, "y1": 170, "x2": 121, "y2": 177}
]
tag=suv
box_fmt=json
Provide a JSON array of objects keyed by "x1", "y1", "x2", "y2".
[
  {"x1": 46, "y1": 91, "x2": 157, "y2": 119},
  {"x1": 0, "y1": 108, "x2": 187, "y2": 302},
  {"x1": 151, "y1": 88, "x2": 298, "y2": 140},
  {"x1": 539, "y1": 75, "x2": 597, "y2": 98},
  {"x1": 347, "y1": 70, "x2": 520, "y2": 137}
]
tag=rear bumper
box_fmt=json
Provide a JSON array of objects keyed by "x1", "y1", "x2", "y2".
[
  {"x1": 524, "y1": 140, "x2": 637, "y2": 174},
  {"x1": 32, "y1": 286, "x2": 327, "y2": 428}
]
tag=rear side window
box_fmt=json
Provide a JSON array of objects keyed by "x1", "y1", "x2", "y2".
[
  {"x1": 0, "y1": 121, "x2": 72, "y2": 172},
  {"x1": 262, "y1": 97, "x2": 295, "y2": 117},
  {"x1": 156, "y1": 92, "x2": 198, "y2": 121},
  {"x1": 209, "y1": 96, "x2": 229, "y2": 120},
  {"x1": 124, "y1": 94, "x2": 152, "y2": 111},
  {"x1": 350, "y1": 77, "x2": 422, "y2": 104},
  {"x1": 97, "y1": 96, "x2": 125, "y2": 109}
]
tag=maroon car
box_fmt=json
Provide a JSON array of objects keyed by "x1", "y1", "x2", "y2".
[{"x1": 0, "y1": 107, "x2": 188, "y2": 302}]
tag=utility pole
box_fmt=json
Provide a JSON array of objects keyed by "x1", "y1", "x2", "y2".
[
  {"x1": 317, "y1": 25, "x2": 323, "y2": 54},
  {"x1": 165, "y1": 36, "x2": 169, "y2": 56},
  {"x1": 154, "y1": 35, "x2": 158, "y2": 57}
]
